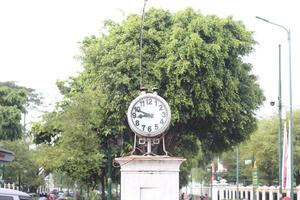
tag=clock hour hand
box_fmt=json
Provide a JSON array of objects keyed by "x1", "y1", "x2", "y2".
[
  {"x1": 137, "y1": 110, "x2": 154, "y2": 118},
  {"x1": 137, "y1": 114, "x2": 147, "y2": 118},
  {"x1": 137, "y1": 114, "x2": 154, "y2": 118}
]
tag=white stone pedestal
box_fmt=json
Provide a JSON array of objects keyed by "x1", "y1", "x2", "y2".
[{"x1": 115, "y1": 155, "x2": 185, "y2": 200}]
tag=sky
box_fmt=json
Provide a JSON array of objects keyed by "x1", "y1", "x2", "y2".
[{"x1": 0, "y1": 0, "x2": 299, "y2": 122}]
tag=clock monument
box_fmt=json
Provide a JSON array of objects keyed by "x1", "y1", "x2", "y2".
[
  {"x1": 115, "y1": 89, "x2": 184, "y2": 200},
  {"x1": 114, "y1": 1, "x2": 184, "y2": 199}
]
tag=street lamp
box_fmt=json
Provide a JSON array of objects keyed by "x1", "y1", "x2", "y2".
[
  {"x1": 256, "y1": 16, "x2": 293, "y2": 200},
  {"x1": 270, "y1": 44, "x2": 283, "y2": 199},
  {"x1": 278, "y1": 44, "x2": 283, "y2": 200}
]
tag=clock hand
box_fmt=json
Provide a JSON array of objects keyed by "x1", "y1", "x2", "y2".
[
  {"x1": 137, "y1": 112, "x2": 154, "y2": 118},
  {"x1": 137, "y1": 114, "x2": 148, "y2": 118},
  {"x1": 138, "y1": 110, "x2": 154, "y2": 118},
  {"x1": 138, "y1": 110, "x2": 151, "y2": 115}
]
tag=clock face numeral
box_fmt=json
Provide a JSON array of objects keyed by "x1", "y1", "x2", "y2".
[
  {"x1": 140, "y1": 100, "x2": 145, "y2": 107},
  {"x1": 128, "y1": 94, "x2": 171, "y2": 137},
  {"x1": 159, "y1": 105, "x2": 163, "y2": 111},
  {"x1": 146, "y1": 98, "x2": 152, "y2": 105}
]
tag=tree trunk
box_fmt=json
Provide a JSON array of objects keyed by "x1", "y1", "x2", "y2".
[
  {"x1": 18, "y1": 173, "x2": 21, "y2": 190},
  {"x1": 73, "y1": 182, "x2": 77, "y2": 200},
  {"x1": 295, "y1": 170, "x2": 300, "y2": 186},
  {"x1": 100, "y1": 173, "x2": 105, "y2": 200},
  {"x1": 87, "y1": 185, "x2": 90, "y2": 199}
]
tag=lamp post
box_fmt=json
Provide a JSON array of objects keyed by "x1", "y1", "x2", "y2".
[
  {"x1": 256, "y1": 16, "x2": 293, "y2": 199},
  {"x1": 278, "y1": 44, "x2": 283, "y2": 199}
]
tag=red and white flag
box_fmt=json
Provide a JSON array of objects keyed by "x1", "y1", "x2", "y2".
[
  {"x1": 282, "y1": 118, "x2": 292, "y2": 196},
  {"x1": 211, "y1": 161, "x2": 216, "y2": 181}
]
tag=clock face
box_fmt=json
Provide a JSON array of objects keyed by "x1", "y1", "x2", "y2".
[{"x1": 127, "y1": 93, "x2": 171, "y2": 137}]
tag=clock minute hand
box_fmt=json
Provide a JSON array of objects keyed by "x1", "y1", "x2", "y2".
[{"x1": 139, "y1": 110, "x2": 151, "y2": 115}]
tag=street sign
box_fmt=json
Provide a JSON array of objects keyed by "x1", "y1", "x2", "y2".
[{"x1": 0, "y1": 148, "x2": 15, "y2": 163}]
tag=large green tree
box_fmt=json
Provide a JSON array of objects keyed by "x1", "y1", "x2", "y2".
[
  {"x1": 32, "y1": 8, "x2": 264, "y2": 189},
  {"x1": 77, "y1": 8, "x2": 264, "y2": 154}
]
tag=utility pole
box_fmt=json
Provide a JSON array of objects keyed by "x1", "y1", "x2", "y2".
[
  {"x1": 278, "y1": 44, "x2": 283, "y2": 200},
  {"x1": 256, "y1": 16, "x2": 294, "y2": 199}
]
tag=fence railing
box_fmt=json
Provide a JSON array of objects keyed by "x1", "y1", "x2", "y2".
[{"x1": 182, "y1": 182, "x2": 300, "y2": 200}]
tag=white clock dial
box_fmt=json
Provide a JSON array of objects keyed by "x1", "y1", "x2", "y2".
[{"x1": 127, "y1": 93, "x2": 171, "y2": 137}]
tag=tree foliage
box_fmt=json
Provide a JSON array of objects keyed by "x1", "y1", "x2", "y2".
[
  {"x1": 32, "y1": 89, "x2": 106, "y2": 187},
  {"x1": 1, "y1": 140, "x2": 44, "y2": 192},
  {"x1": 78, "y1": 8, "x2": 264, "y2": 154},
  {"x1": 220, "y1": 109, "x2": 300, "y2": 186},
  {"x1": 31, "y1": 8, "x2": 264, "y2": 187},
  {"x1": 0, "y1": 82, "x2": 41, "y2": 140},
  {"x1": 30, "y1": 112, "x2": 63, "y2": 145},
  {"x1": 221, "y1": 117, "x2": 278, "y2": 185},
  {"x1": 292, "y1": 110, "x2": 300, "y2": 185}
]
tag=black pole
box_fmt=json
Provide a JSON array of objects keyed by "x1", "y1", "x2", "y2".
[
  {"x1": 2, "y1": 164, "x2": 4, "y2": 182},
  {"x1": 236, "y1": 147, "x2": 239, "y2": 200},
  {"x1": 107, "y1": 144, "x2": 112, "y2": 200},
  {"x1": 210, "y1": 165, "x2": 212, "y2": 199},
  {"x1": 1, "y1": 164, "x2": 4, "y2": 187},
  {"x1": 18, "y1": 172, "x2": 21, "y2": 190}
]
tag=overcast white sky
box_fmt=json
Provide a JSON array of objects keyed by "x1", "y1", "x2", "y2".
[{"x1": 0, "y1": 0, "x2": 299, "y2": 121}]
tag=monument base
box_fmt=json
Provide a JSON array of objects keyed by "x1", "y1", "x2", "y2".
[{"x1": 115, "y1": 155, "x2": 185, "y2": 200}]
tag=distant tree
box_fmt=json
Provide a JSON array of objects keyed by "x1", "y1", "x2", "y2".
[
  {"x1": 2, "y1": 140, "x2": 44, "y2": 192},
  {"x1": 0, "y1": 81, "x2": 41, "y2": 140},
  {"x1": 292, "y1": 110, "x2": 300, "y2": 185},
  {"x1": 32, "y1": 89, "x2": 106, "y2": 189},
  {"x1": 221, "y1": 118, "x2": 278, "y2": 186},
  {"x1": 220, "y1": 149, "x2": 237, "y2": 183},
  {"x1": 247, "y1": 117, "x2": 278, "y2": 185},
  {"x1": 30, "y1": 112, "x2": 62, "y2": 145},
  {"x1": 220, "y1": 111, "x2": 300, "y2": 186}
]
